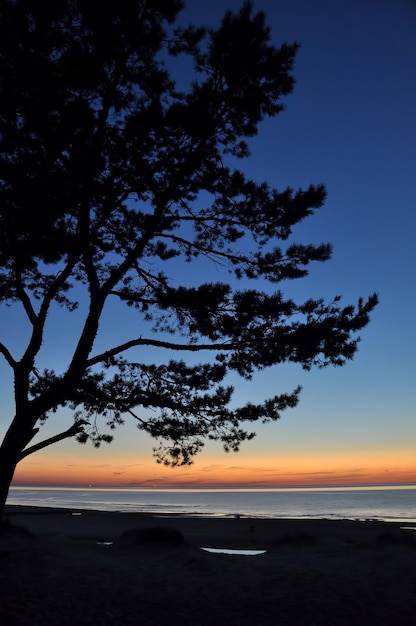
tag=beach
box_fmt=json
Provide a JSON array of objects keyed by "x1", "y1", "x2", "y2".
[{"x1": 1, "y1": 506, "x2": 416, "y2": 625}]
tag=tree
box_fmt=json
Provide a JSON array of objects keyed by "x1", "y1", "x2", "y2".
[{"x1": 0, "y1": 0, "x2": 378, "y2": 516}]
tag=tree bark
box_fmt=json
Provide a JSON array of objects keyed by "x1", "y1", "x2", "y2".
[
  {"x1": 0, "y1": 449, "x2": 18, "y2": 521},
  {"x1": 0, "y1": 415, "x2": 39, "y2": 520},
  {"x1": 0, "y1": 417, "x2": 87, "y2": 519}
]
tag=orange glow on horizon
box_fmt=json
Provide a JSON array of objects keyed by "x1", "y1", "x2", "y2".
[{"x1": 11, "y1": 449, "x2": 416, "y2": 489}]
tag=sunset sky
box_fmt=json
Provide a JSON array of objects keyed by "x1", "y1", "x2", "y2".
[{"x1": 1, "y1": 0, "x2": 416, "y2": 489}]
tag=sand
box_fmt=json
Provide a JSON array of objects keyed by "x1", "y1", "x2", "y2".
[{"x1": 1, "y1": 506, "x2": 416, "y2": 625}]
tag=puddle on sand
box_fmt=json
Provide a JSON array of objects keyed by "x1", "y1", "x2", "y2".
[
  {"x1": 201, "y1": 547, "x2": 266, "y2": 556},
  {"x1": 95, "y1": 543, "x2": 266, "y2": 554}
]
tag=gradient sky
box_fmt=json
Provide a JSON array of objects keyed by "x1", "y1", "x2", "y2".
[{"x1": 1, "y1": 0, "x2": 416, "y2": 488}]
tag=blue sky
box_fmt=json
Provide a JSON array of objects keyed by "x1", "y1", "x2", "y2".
[{"x1": 1, "y1": 0, "x2": 416, "y2": 487}]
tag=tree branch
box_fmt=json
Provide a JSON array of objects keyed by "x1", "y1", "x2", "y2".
[
  {"x1": 14, "y1": 266, "x2": 38, "y2": 326},
  {"x1": 157, "y1": 231, "x2": 242, "y2": 265},
  {"x1": 19, "y1": 420, "x2": 87, "y2": 460},
  {"x1": 127, "y1": 408, "x2": 148, "y2": 426},
  {"x1": 21, "y1": 260, "x2": 78, "y2": 370},
  {"x1": 0, "y1": 342, "x2": 17, "y2": 368},
  {"x1": 86, "y1": 337, "x2": 233, "y2": 367}
]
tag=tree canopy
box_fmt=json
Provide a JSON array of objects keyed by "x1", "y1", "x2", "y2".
[{"x1": 0, "y1": 0, "x2": 378, "y2": 510}]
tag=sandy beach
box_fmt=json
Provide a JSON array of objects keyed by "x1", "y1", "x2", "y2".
[{"x1": 1, "y1": 506, "x2": 416, "y2": 625}]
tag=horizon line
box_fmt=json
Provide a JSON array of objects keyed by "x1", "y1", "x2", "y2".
[{"x1": 10, "y1": 481, "x2": 416, "y2": 490}]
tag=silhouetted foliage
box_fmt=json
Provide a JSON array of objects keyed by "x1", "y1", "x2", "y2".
[{"x1": 0, "y1": 0, "x2": 378, "y2": 512}]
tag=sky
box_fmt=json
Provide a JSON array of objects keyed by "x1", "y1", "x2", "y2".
[{"x1": 1, "y1": 0, "x2": 416, "y2": 489}]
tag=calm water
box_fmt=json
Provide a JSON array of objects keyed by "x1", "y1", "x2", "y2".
[{"x1": 7, "y1": 485, "x2": 416, "y2": 522}]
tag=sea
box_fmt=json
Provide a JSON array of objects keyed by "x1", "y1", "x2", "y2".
[{"x1": 7, "y1": 484, "x2": 416, "y2": 522}]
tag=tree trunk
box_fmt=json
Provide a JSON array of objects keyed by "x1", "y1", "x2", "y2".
[
  {"x1": 0, "y1": 448, "x2": 18, "y2": 521},
  {"x1": 0, "y1": 414, "x2": 38, "y2": 521}
]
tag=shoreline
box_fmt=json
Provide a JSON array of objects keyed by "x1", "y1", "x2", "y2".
[{"x1": 4, "y1": 503, "x2": 413, "y2": 547}]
